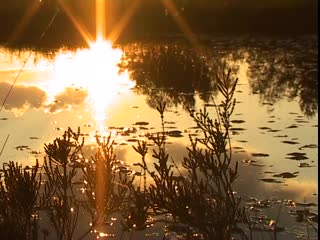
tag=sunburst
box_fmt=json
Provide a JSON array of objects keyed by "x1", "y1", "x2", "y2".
[{"x1": 7, "y1": 1, "x2": 41, "y2": 44}]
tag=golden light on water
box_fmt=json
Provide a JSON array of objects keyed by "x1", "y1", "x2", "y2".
[{"x1": 50, "y1": 40, "x2": 134, "y2": 132}]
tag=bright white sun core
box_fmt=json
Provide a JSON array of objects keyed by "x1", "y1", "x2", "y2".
[{"x1": 48, "y1": 39, "x2": 134, "y2": 133}]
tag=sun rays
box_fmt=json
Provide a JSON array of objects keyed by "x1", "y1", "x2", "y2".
[
  {"x1": 7, "y1": 1, "x2": 41, "y2": 44},
  {"x1": 160, "y1": 0, "x2": 202, "y2": 52},
  {"x1": 8, "y1": 0, "x2": 201, "y2": 51},
  {"x1": 107, "y1": 0, "x2": 142, "y2": 44},
  {"x1": 56, "y1": 0, "x2": 93, "y2": 45}
]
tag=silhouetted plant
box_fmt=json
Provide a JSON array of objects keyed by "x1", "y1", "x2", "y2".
[
  {"x1": 133, "y1": 68, "x2": 246, "y2": 239},
  {"x1": 41, "y1": 127, "x2": 83, "y2": 240},
  {"x1": 81, "y1": 134, "x2": 134, "y2": 236},
  {"x1": 121, "y1": 140, "x2": 151, "y2": 234},
  {"x1": 0, "y1": 161, "x2": 40, "y2": 240}
]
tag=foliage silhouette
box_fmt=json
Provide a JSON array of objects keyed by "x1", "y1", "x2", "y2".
[
  {"x1": 132, "y1": 69, "x2": 247, "y2": 239},
  {"x1": 0, "y1": 64, "x2": 317, "y2": 239},
  {"x1": 0, "y1": 161, "x2": 40, "y2": 240}
]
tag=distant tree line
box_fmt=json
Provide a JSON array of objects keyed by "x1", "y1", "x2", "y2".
[{"x1": 0, "y1": 0, "x2": 317, "y2": 47}]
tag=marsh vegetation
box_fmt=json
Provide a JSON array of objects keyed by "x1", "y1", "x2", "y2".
[{"x1": 0, "y1": 64, "x2": 318, "y2": 239}]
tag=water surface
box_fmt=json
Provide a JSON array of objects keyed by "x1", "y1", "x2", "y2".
[{"x1": 0, "y1": 36, "x2": 318, "y2": 239}]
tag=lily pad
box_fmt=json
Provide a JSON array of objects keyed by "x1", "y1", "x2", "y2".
[
  {"x1": 29, "y1": 137, "x2": 40, "y2": 140},
  {"x1": 274, "y1": 135, "x2": 288, "y2": 138},
  {"x1": 164, "y1": 121, "x2": 176, "y2": 124},
  {"x1": 295, "y1": 120, "x2": 309, "y2": 123},
  {"x1": 286, "y1": 152, "x2": 308, "y2": 160},
  {"x1": 282, "y1": 140, "x2": 299, "y2": 145},
  {"x1": 233, "y1": 146, "x2": 243, "y2": 149},
  {"x1": 250, "y1": 162, "x2": 265, "y2": 167},
  {"x1": 259, "y1": 127, "x2": 271, "y2": 130},
  {"x1": 286, "y1": 125, "x2": 298, "y2": 129},
  {"x1": 15, "y1": 145, "x2": 30, "y2": 151},
  {"x1": 126, "y1": 139, "x2": 139, "y2": 142},
  {"x1": 230, "y1": 127, "x2": 246, "y2": 131},
  {"x1": 298, "y1": 163, "x2": 313, "y2": 168},
  {"x1": 251, "y1": 153, "x2": 270, "y2": 157},
  {"x1": 231, "y1": 120, "x2": 245, "y2": 124},
  {"x1": 267, "y1": 129, "x2": 281, "y2": 132},
  {"x1": 259, "y1": 178, "x2": 282, "y2": 183},
  {"x1": 273, "y1": 172, "x2": 298, "y2": 178},
  {"x1": 262, "y1": 102, "x2": 273, "y2": 106},
  {"x1": 134, "y1": 121, "x2": 149, "y2": 126},
  {"x1": 299, "y1": 144, "x2": 317, "y2": 150},
  {"x1": 167, "y1": 130, "x2": 183, "y2": 137}
]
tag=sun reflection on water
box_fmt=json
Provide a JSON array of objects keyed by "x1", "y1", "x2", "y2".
[{"x1": 51, "y1": 40, "x2": 135, "y2": 133}]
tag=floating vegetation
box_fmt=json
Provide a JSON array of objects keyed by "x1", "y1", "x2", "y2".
[
  {"x1": 267, "y1": 129, "x2": 281, "y2": 132},
  {"x1": 126, "y1": 138, "x2": 139, "y2": 142},
  {"x1": 281, "y1": 140, "x2": 299, "y2": 145},
  {"x1": 295, "y1": 119, "x2": 309, "y2": 123},
  {"x1": 286, "y1": 125, "x2": 298, "y2": 129},
  {"x1": 295, "y1": 202, "x2": 317, "y2": 207},
  {"x1": 134, "y1": 121, "x2": 149, "y2": 126},
  {"x1": 231, "y1": 120, "x2": 245, "y2": 124},
  {"x1": 167, "y1": 130, "x2": 183, "y2": 137},
  {"x1": 29, "y1": 137, "x2": 40, "y2": 140},
  {"x1": 273, "y1": 172, "x2": 299, "y2": 178},
  {"x1": 259, "y1": 178, "x2": 282, "y2": 183},
  {"x1": 286, "y1": 152, "x2": 308, "y2": 160},
  {"x1": 0, "y1": 118, "x2": 8, "y2": 120},
  {"x1": 259, "y1": 127, "x2": 271, "y2": 130},
  {"x1": 15, "y1": 145, "x2": 30, "y2": 151},
  {"x1": 262, "y1": 102, "x2": 273, "y2": 106},
  {"x1": 298, "y1": 163, "x2": 314, "y2": 168},
  {"x1": 30, "y1": 150, "x2": 41, "y2": 155},
  {"x1": 250, "y1": 162, "x2": 265, "y2": 167},
  {"x1": 299, "y1": 144, "x2": 318, "y2": 150},
  {"x1": 164, "y1": 121, "x2": 176, "y2": 124},
  {"x1": 274, "y1": 134, "x2": 288, "y2": 138},
  {"x1": 230, "y1": 127, "x2": 246, "y2": 131},
  {"x1": 251, "y1": 153, "x2": 270, "y2": 157}
]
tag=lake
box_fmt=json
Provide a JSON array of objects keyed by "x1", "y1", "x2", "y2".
[{"x1": 0, "y1": 35, "x2": 318, "y2": 239}]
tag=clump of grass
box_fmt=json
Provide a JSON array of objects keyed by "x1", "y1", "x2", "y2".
[
  {"x1": 0, "y1": 161, "x2": 40, "y2": 240},
  {"x1": 133, "y1": 69, "x2": 246, "y2": 239},
  {"x1": 41, "y1": 127, "x2": 83, "y2": 240},
  {"x1": 80, "y1": 134, "x2": 134, "y2": 237}
]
